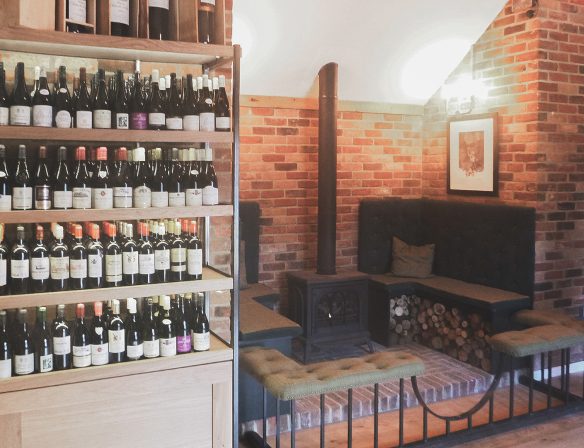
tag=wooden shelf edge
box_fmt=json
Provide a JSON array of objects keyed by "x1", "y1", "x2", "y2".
[
  {"x1": 0, "y1": 268, "x2": 234, "y2": 309},
  {"x1": 0, "y1": 127, "x2": 233, "y2": 144},
  {"x1": 0, "y1": 335, "x2": 232, "y2": 395},
  {"x1": 0, "y1": 204, "x2": 233, "y2": 224},
  {"x1": 0, "y1": 27, "x2": 234, "y2": 65}
]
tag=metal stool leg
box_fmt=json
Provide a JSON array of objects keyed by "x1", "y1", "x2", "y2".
[
  {"x1": 565, "y1": 348, "x2": 571, "y2": 403},
  {"x1": 374, "y1": 383, "x2": 379, "y2": 448},
  {"x1": 399, "y1": 378, "x2": 405, "y2": 447},
  {"x1": 291, "y1": 400, "x2": 296, "y2": 448},
  {"x1": 276, "y1": 399, "x2": 281, "y2": 448},
  {"x1": 547, "y1": 351, "x2": 552, "y2": 409},
  {"x1": 528, "y1": 355, "x2": 534, "y2": 414},
  {"x1": 509, "y1": 357, "x2": 515, "y2": 419},
  {"x1": 262, "y1": 387, "x2": 267, "y2": 447},
  {"x1": 320, "y1": 394, "x2": 325, "y2": 448},
  {"x1": 348, "y1": 388, "x2": 353, "y2": 448}
]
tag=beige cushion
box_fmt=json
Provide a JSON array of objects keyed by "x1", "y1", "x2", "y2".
[
  {"x1": 391, "y1": 237, "x2": 435, "y2": 278},
  {"x1": 513, "y1": 309, "x2": 584, "y2": 333},
  {"x1": 490, "y1": 325, "x2": 584, "y2": 357},
  {"x1": 240, "y1": 347, "x2": 425, "y2": 401}
]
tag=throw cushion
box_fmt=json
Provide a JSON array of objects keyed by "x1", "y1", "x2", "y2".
[
  {"x1": 240, "y1": 240, "x2": 249, "y2": 290},
  {"x1": 391, "y1": 237, "x2": 435, "y2": 278}
]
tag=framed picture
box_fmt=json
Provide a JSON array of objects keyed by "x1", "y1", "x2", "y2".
[{"x1": 447, "y1": 113, "x2": 498, "y2": 196}]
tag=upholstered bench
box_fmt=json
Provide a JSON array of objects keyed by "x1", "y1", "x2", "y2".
[
  {"x1": 490, "y1": 325, "x2": 584, "y2": 358},
  {"x1": 513, "y1": 309, "x2": 584, "y2": 333}
]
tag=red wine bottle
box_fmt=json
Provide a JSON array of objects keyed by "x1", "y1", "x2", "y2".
[
  {"x1": 110, "y1": 0, "x2": 130, "y2": 37},
  {"x1": 138, "y1": 222, "x2": 155, "y2": 284},
  {"x1": 148, "y1": 0, "x2": 170, "y2": 40},
  {"x1": 165, "y1": 73, "x2": 183, "y2": 130},
  {"x1": 12, "y1": 145, "x2": 33, "y2": 211},
  {"x1": 122, "y1": 223, "x2": 139, "y2": 286},
  {"x1": 201, "y1": 147, "x2": 218, "y2": 205},
  {"x1": 10, "y1": 62, "x2": 31, "y2": 126},
  {"x1": 87, "y1": 224, "x2": 104, "y2": 289},
  {"x1": 33, "y1": 306, "x2": 53, "y2": 373},
  {"x1": 75, "y1": 68, "x2": 93, "y2": 128},
  {"x1": 53, "y1": 146, "x2": 73, "y2": 209},
  {"x1": 34, "y1": 145, "x2": 52, "y2": 210},
  {"x1": 170, "y1": 220, "x2": 186, "y2": 282},
  {"x1": 198, "y1": 75, "x2": 215, "y2": 132},
  {"x1": 72, "y1": 146, "x2": 92, "y2": 209},
  {"x1": 175, "y1": 295, "x2": 191, "y2": 354},
  {"x1": 54, "y1": 66, "x2": 73, "y2": 128},
  {"x1": 32, "y1": 67, "x2": 53, "y2": 127},
  {"x1": 130, "y1": 61, "x2": 147, "y2": 130},
  {"x1": 72, "y1": 303, "x2": 91, "y2": 368},
  {"x1": 168, "y1": 150, "x2": 186, "y2": 207},
  {"x1": 31, "y1": 225, "x2": 50, "y2": 293},
  {"x1": 70, "y1": 224, "x2": 87, "y2": 290},
  {"x1": 91, "y1": 302, "x2": 109, "y2": 366},
  {"x1": 10, "y1": 225, "x2": 30, "y2": 294},
  {"x1": 142, "y1": 298, "x2": 159, "y2": 358},
  {"x1": 0, "y1": 224, "x2": 8, "y2": 295},
  {"x1": 125, "y1": 298, "x2": 143, "y2": 361},
  {"x1": 215, "y1": 75, "x2": 231, "y2": 131},
  {"x1": 52, "y1": 304, "x2": 72, "y2": 371},
  {"x1": 154, "y1": 222, "x2": 170, "y2": 283},
  {"x1": 0, "y1": 63, "x2": 9, "y2": 126},
  {"x1": 192, "y1": 294, "x2": 210, "y2": 351},
  {"x1": 113, "y1": 70, "x2": 129, "y2": 129},
  {"x1": 92, "y1": 146, "x2": 113, "y2": 209},
  {"x1": 183, "y1": 74, "x2": 199, "y2": 131},
  {"x1": 14, "y1": 309, "x2": 34, "y2": 375},
  {"x1": 197, "y1": 0, "x2": 215, "y2": 44},
  {"x1": 50, "y1": 225, "x2": 70, "y2": 292},
  {"x1": 105, "y1": 223, "x2": 123, "y2": 287},
  {"x1": 0, "y1": 310, "x2": 12, "y2": 378},
  {"x1": 0, "y1": 145, "x2": 11, "y2": 211},
  {"x1": 114, "y1": 147, "x2": 133, "y2": 208},
  {"x1": 147, "y1": 69, "x2": 166, "y2": 130},
  {"x1": 108, "y1": 299, "x2": 126, "y2": 363},
  {"x1": 132, "y1": 146, "x2": 152, "y2": 208},
  {"x1": 187, "y1": 220, "x2": 203, "y2": 281},
  {"x1": 93, "y1": 68, "x2": 111, "y2": 129},
  {"x1": 158, "y1": 295, "x2": 176, "y2": 357},
  {"x1": 150, "y1": 148, "x2": 169, "y2": 208}
]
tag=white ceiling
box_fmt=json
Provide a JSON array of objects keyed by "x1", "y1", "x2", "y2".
[{"x1": 233, "y1": 0, "x2": 508, "y2": 105}]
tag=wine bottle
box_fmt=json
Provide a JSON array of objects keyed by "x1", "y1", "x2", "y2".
[
  {"x1": 183, "y1": 148, "x2": 201, "y2": 207},
  {"x1": 93, "y1": 68, "x2": 111, "y2": 129},
  {"x1": 113, "y1": 70, "x2": 129, "y2": 129},
  {"x1": 165, "y1": 74, "x2": 171, "y2": 102},
  {"x1": 158, "y1": 75, "x2": 166, "y2": 105},
  {"x1": 175, "y1": 295, "x2": 191, "y2": 354},
  {"x1": 76, "y1": 68, "x2": 93, "y2": 128},
  {"x1": 150, "y1": 148, "x2": 169, "y2": 208},
  {"x1": 122, "y1": 223, "x2": 139, "y2": 286},
  {"x1": 0, "y1": 310, "x2": 12, "y2": 378},
  {"x1": 197, "y1": 0, "x2": 215, "y2": 44},
  {"x1": 170, "y1": 220, "x2": 186, "y2": 282},
  {"x1": 10, "y1": 62, "x2": 32, "y2": 126},
  {"x1": 125, "y1": 298, "x2": 143, "y2": 361},
  {"x1": 0, "y1": 145, "x2": 11, "y2": 211},
  {"x1": 130, "y1": 61, "x2": 147, "y2": 130},
  {"x1": 66, "y1": 0, "x2": 87, "y2": 32},
  {"x1": 72, "y1": 303, "x2": 91, "y2": 368},
  {"x1": 215, "y1": 75, "x2": 231, "y2": 131},
  {"x1": 12, "y1": 144, "x2": 33, "y2": 210},
  {"x1": 201, "y1": 147, "x2": 219, "y2": 205},
  {"x1": 53, "y1": 146, "x2": 73, "y2": 209},
  {"x1": 110, "y1": 0, "x2": 130, "y2": 37},
  {"x1": 113, "y1": 146, "x2": 132, "y2": 208},
  {"x1": 149, "y1": 0, "x2": 170, "y2": 40},
  {"x1": 52, "y1": 304, "x2": 72, "y2": 370},
  {"x1": 14, "y1": 309, "x2": 34, "y2": 375},
  {"x1": 72, "y1": 146, "x2": 92, "y2": 209},
  {"x1": 165, "y1": 73, "x2": 183, "y2": 130},
  {"x1": 0, "y1": 224, "x2": 8, "y2": 295},
  {"x1": 132, "y1": 146, "x2": 152, "y2": 208},
  {"x1": 34, "y1": 145, "x2": 52, "y2": 210},
  {"x1": 187, "y1": 220, "x2": 203, "y2": 281},
  {"x1": 105, "y1": 223, "x2": 123, "y2": 287},
  {"x1": 54, "y1": 66, "x2": 73, "y2": 128},
  {"x1": 158, "y1": 295, "x2": 176, "y2": 357},
  {"x1": 142, "y1": 298, "x2": 159, "y2": 358},
  {"x1": 137, "y1": 222, "x2": 155, "y2": 285},
  {"x1": 70, "y1": 224, "x2": 88, "y2": 290},
  {"x1": 154, "y1": 222, "x2": 170, "y2": 283},
  {"x1": 198, "y1": 75, "x2": 215, "y2": 132},
  {"x1": 32, "y1": 67, "x2": 53, "y2": 127},
  {"x1": 10, "y1": 225, "x2": 30, "y2": 294},
  {"x1": 92, "y1": 146, "x2": 114, "y2": 209},
  {"x1": 0, "y1": 63, "x2": 9, "y2": 126},
  {"x1": 108, "y1": 299, "x2": 126, "y2": 363},
  {"x1": 87, "y1": 224, "x2": 104, "y2": 289},
  {"x1": 32, "y1": 306, "x2": 53, "y2": 373},
  {"x1": 50, "y1": 225, "x2": 70, "y2": 291},
  {"x1": 147, "y1": 69, "x2": 166, "y2": 130},
  {"x1": 90, "y1": 301, "x2": 108, "y2": 366},
  {"x1": 31, "y1": 225, "x2": 50, "y2": 293},
  {"x1": 192, "y1": 294, "x2": 210, "y2": 351},
  {"x1": 168, "y1": 150, "x2": 186, "y2": 207},
  {"x1": 182, "y1": 74, "x2": 199, "y2": 131}
]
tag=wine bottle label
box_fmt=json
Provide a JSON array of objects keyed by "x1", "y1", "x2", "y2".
[
  {"x1": 14, "y1": 353, "x2": 34, "y2": 375},
  {"x1": 0, "y1": 358, "x2": 11, "y2": 378},
  {"x1": 10, "y1": 105, "x2": 31, "y2": 126},
  {"x1": 192, "y1": 331, "x2": 210, "y2": 351},
  {"x1": 159, "y1": 337, "x2": 177, "y2": 357},
  {"x1": 73, "y1": 345, "x2": 91, "y2": 368},
  {"x1": 55, "y1": 110, "x2": 72, "y2": 128},
  {"x1": 202, "y1": 185, "x2": 219, "y2": 205},
  {"x1": 93, "y1": 109, "x2": 112, "y2": 129},
  {"x1": 31, "y1": 257, "x2": 50, "y2": 280},
  {"x1": 53, "y1": 190, "x2": 73, "y2": 209},
  {"x1": 183, "y1": 115, "x2": 200, "y2": 131},
  {"x1": 53, "y1": 335, "x2": 71, "y2": 355},
  {"x1": 10, "y1": 259, "x2": 30, "y2": 279},
  {"x1": 114, "y1": 186, "x2": 133, "y2": 208},
  {"x1": 12, "y1": 186, "x2": 33, "y2": 210},
  {"x1": 127, "y1": 343, "x2": 144, "y2": 360},
  {"x1": 91, "y1": 342, "x2": 109, "y2": 365},
  {"x1": 108, "y1": 329, "x2": 125, "y2": 353},
  {"x1": 201, "y1": 0, "x2": 216, "y2": 5},
  {"x1": 139, "y1": 253, "x2": 155, "y2": 275},
  {"x1": 171, "y1": 247, "x2": 186, "y2": 272},
  {"x1": 0, "y1": 193, "x2": 10, "y2": 210},
  {"x1": 130, "y1": 112, "x2": 148, "y2": 130},
  {"x1": 105, "y1": 254, "x2": 122, "y2": 282},
  {"x1": 70, "y1": 258, "x2": 88, "y2": 279},
  {"x1": 199, "y1": 112, "x2": 215, "y2": 132},
  {"x1": 39, "y1": 354, "x2": 54, "y2": 373},
  {"x1": 216, "y1": 116, "x2": 230, "y2": 131},
  {"x1": 75, "y1": 110, "x2": 92, "y2": 129},
  {"x1": 0, "y1": 258, "x2": 6, "y2": 286},
  {"x1": 111, "y1": 0, "x2": 130, "y2": 25},
  {"x1": 34, "y1": 185, "x2": 52, "y2": 210},
  {"x1": 116, "y1": 112, "x2": 129, "y2": 129},
  {"x1": 32, "y1": 105, "x2": 53, "y2": 127},
  {"x1": 177, "y1": 335, "x2": 192, "y2": 353},
  {"x1": 93, "y1": 187, "x2": 113, "y2": 209},
  {"x1": 169, "y1": 192, "x2": 186, "y2": 207},
  {"x1": 88, "y1": 253, "x2": 103, "y2": 278},
  {"x1": 148, "y1": 112, "x2": 165, "y2": 126},
  {"x1": 187, "y1": 248, "x2": 203, "y2": 276},
  {"x1": 155, "y1": 249, "x2": 170, "y2": 270},
  {"x1": 186, "y1": 188, "x2": 203, "y2": 206},
  {"x1": 143, "y1": 339, "x2": 160, "y2": 358},
  {"x1": 50, "y1": 256, "x2": 70, "y2": 280},
  {"x1": 151, "y1": 191, "x2": 169, "y2": 208},
  {"x1": 123, "y1": 251, "x2": 139, "y2": 274},
  {"x1": 0, "y1": 107, "x2": 9, "y2": 125},
  {"x1": 165, "y1": 117, "x2": 183, "y2": 130},
  {"x1": 73, "y1": 187, "x2": 92, "y2": 209},
  {"x1": 68, "y1": 0, "x2": 87, "y2": 22},
  {"x1": 133, "y1": 185, "x2": 152, "y2": 208},
  {"x1": 149, "y1": 0, "x2": 169, "y2": 9}
]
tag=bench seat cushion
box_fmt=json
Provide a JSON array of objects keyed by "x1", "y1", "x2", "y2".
[
  {"x1": 240, "y1": 292, "x2": 302, "y2": 342},
  {"x1": 240, "y1": 347, "x2": 425, "y2": 401},
  {"x1": 489, "y1": 325, "x2": 584, "y2": 357},
  {"x1": 514, "y1": 309, "x2": 584, "y2": 333}
]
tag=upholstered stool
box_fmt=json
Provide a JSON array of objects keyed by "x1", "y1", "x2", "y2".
[
  {"x1": 490, "y1": 325, "x2": 584, "y2": 357},
  {"x1": 513, "y1": 309, "x2": 584, "y2": 333}
]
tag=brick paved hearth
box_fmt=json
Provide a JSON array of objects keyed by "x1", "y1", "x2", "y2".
[{"x1": 240, "y1": 342, "x2": 507, "y2": 436}]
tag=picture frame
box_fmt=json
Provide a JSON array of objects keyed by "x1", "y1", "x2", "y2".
[{"x1": 447, "y1": 113, "x2": 498, "y2": 196}]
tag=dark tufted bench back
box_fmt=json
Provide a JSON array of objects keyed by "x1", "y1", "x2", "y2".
[
  {"x1": 240, "y1": 201, "x2": 260, "y2": 284},
  {"x1": 358, "y1": 199, "x2": 536, "y2": 299}
]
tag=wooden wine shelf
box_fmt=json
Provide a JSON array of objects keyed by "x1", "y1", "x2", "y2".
[
  {"x1": 0, "y1": 127, "x2": 233, "y2": 145},
  {"x1": 0, "y1": 267, "x2": 233, "y2": 309},
  {"x1": 0, "y1": 204, "x2": 233, "y2": 224},
  {"x1": 0, "y1": 27, "x2": 234, "y2": 65},
  {"x1": 0, "y1": 334, "x2": 232, "y2": 395}
]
